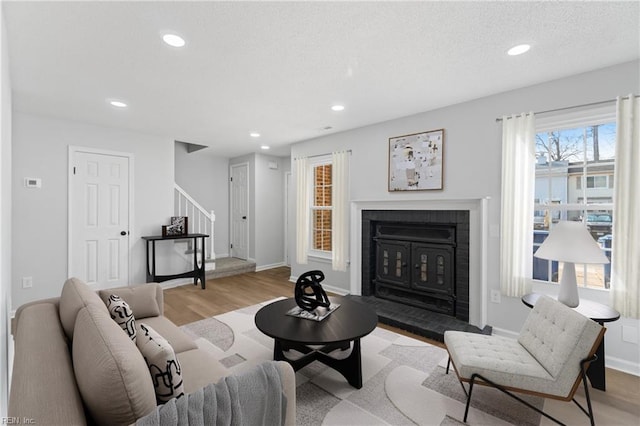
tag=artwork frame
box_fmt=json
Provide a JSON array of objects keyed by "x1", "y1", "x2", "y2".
[
  {"x1": 388, "y1": 129, "x2": 444, "y2": 191},
  {"x1": 162, "y1": 216, "x2": 188, "y2": 236}
]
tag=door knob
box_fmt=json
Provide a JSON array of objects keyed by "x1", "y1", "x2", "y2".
[
  {"x1": 120, "y1": 231, "x2": 128, "y2": 236},
  {"x1": 242, "y1": 216, "x2": 247, "y2": 219}
]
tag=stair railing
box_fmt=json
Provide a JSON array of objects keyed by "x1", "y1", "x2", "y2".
[{"x1": 174, "y1": 183, "x2": 215, "y2": 261}]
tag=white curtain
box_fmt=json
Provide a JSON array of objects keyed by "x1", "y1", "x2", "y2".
[
  {"x1": 611, "y1": 95, "x2": 640, "y2": 318},
  {"x1": 500, "y1": 113, "x2": 536, "y2": 297},
  {"x1": 295, "y1": 157, "x2": 309, "y2": 264},
  {"x1": 331, "y1": 151, "x2": 350, "y2": 271}
]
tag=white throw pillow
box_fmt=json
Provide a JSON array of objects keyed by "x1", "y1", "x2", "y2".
[
  {"x1": 136, "y1": 323, "x2": 185, "y2": 404},
  {"x1": 106, "y1": 294, "x2": 136, "y2": 341}
]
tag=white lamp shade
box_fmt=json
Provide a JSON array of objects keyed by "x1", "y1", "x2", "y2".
[{"x1": 534, "y1": 221, "x2": 609, "y2": 264}]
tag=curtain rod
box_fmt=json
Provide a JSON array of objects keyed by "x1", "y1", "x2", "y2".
[
  {"x1": 294, "y1": 149, "x2": 352, "y2": 161},
  {"x1": 495, "y1": 94, "x2": 639, "y2": 122}
]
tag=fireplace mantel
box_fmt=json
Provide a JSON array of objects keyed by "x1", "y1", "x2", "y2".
[{"x1": 349, "y1": 198, "x2": 490, "y2": 329}]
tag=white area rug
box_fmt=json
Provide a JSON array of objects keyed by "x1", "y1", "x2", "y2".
[{"x1": 180, "y1": 298, "x2": 543, "y2": 426}]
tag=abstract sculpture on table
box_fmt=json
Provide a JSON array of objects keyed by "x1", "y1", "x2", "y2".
[
  {"x1": 534, "y1": 220, "x2": 609, "y2": 307},
  {"x1": 294, "y1": 270, "x2": 330, "y2": 311}
]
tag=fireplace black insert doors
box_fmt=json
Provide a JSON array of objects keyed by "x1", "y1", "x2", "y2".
[
  {"x1": 373, "y1": 223, "x2": 456, "y2": 315},
  {"x1": 361, "y1": 210, "x2": 470, "y2": 322}
]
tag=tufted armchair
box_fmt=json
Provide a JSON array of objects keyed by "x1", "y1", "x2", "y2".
[{"x1": 444, "y1": 295, "x2": 605, "y2": 425}]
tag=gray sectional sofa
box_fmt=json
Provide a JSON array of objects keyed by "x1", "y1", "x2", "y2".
[{"x1": 9, "y1": 278, "x2": 296, "y2": 425}]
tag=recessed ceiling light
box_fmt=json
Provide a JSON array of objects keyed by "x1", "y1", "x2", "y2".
[
  {"x1": 109, "y1": 100, "x2": 127, "y2": 108},
  {"x1": 162, "y1": 33, "x2": 186, "y2": 48},
  {"x1": 260, "y1": 145, "x2": 270, "y2": 150},
  {"x1": 507, "y1": 44, "x2": 531, "y2": 56},
  {"x1": 250, "y1": 132, "x2": 261, "y2": 138},
  {"x1": 331, "y1": 105, "x2": 345, "y2": 112}
]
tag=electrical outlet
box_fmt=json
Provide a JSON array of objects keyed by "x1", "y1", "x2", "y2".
[
  {"x1": 622, "y1": 326, "x2": 638, "y2": 344},
  {"x1": 22, "y1": 276, "x2": 33, "y2": 289},
  {"x1": 490, "y1": 290, "x2": 501, "y2": 303}
]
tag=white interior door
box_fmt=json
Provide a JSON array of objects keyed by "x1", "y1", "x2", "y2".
[
  {"x1": 69, "y1": 148, "x2": 131, "y2": 288},
  {"x1": 230, "y1": 163, "x2": 249, "y2": 260}
]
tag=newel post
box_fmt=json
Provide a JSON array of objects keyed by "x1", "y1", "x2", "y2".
[{"x1": 209, "y1": 210, "x2": 216, "y2": 260}]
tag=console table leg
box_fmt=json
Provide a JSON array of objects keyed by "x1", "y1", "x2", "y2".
[{"x1": 199, "y1": 236, "x2": 206, "y2": 289}]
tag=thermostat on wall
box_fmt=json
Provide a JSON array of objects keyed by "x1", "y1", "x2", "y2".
[{"x1": 24, "y1": 177, "x2": 42, "y2": 188}]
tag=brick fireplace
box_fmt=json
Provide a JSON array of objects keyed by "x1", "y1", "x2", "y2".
[{"x1": 348, "y1": 200, "x2": 491, "y2": 341}]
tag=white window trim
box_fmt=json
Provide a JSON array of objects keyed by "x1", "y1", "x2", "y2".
[{"x1": 308, "y1": 155, "x2": 332, "y2": 260}]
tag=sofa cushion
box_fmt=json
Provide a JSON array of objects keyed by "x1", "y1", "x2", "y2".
[
  {"x1": 137, "y1": 323, "x2": 185, "y2": 404},
  {"x1": 177, "y1": 348, "x2": 230, "y2": 394},
  {"x1": 73, "y1": 304, "x2": 156, "y2": 426},
  {"x1": 59, "y1": 277, "x2": 108, "y2": 340},
  {"x1": 444, "y1": 331, "x2": 555, "y2": 395},
  {"x1": 106, "y1": 294, "x2": 136, "y2": 340},
  {"x1": 99, "y1": 284, "x2": 161, "y2": 319},
  {"x1": 140, "y1": 316, "x2": 198, "y2": 353}
]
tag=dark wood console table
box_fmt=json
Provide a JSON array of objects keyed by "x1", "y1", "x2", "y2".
[
  {"x1": 142, "y1": 233, "x2": 208, "y2": 289},
  {"x1": 521, "y1": 292, "x2": 620, "y2": 391}
]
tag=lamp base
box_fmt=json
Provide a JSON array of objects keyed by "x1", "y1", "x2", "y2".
[{"x1": 558, "y1": 262, "x2": 579, "y2": 308}]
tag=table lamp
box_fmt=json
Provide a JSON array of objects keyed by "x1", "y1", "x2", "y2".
[{"x1": 533, "y1": 220, "x2": 609, "y2": 307}]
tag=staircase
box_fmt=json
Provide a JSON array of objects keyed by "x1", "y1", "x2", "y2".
[
  {"x1": 174, "y1": 184, "x2": 216, "y2": 270},
  {"x1": 174, "y1": 184, "x2": 256, "y2": 280},
  {"x1": 205, "y1": 257, "x2": 256, "y2": 280}
]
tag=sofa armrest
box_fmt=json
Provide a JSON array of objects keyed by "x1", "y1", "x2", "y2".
[
  {"x1": 99, "y1": 283, "x2": 164, "y2": 318},
  {"x1": 9, "y1": 303, "x2": 87, "y2": 425},
  {"x1": 274, "y1": 361, "x2": 296, "y2": 426},
  {"x1": 11, "y1": 296, "x2": 60, "y2": 337}
]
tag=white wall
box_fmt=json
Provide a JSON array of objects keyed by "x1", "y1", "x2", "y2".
[
  {"x1": 12, "y1": 113, "x2": 174, "y2": 309},
  {"x1": 290, "y1": 60, "x2": 640, "y2": 374},
  {"x1": 255, "y1": 154, "x2": 289, "y2": 269},
  {"x1": 0, "y1": 9, "x2": 12, "y2": 417},
  {"x1": 174, "y1": 142, "x2": 230, "y2": 257}
]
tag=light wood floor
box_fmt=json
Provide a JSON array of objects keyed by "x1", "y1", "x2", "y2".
[{"x1": 163, "y1": 266, "x2": 640, "y2": 419}]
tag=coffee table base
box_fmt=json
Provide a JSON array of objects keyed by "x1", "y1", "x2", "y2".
[{"x1": 274, "y1": 339, "x2": 363, "y2": 388}]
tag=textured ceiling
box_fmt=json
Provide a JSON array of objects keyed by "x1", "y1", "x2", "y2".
[{"x1": 4, "y1": 1, "x2": 639, "y2": 157}]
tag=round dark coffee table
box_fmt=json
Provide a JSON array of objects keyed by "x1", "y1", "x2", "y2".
[{"x1": 255, "y1": 296, "x2": 378, "y2": 389}]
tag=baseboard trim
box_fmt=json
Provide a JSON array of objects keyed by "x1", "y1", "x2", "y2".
[
  {"x1": 255, "y1": 262, "x2": 285, "y2": 272},
  {"x1": 605, "y1": 355, "x2": 640, "y2": 377},
  {"x1": 288, "y1": 275, "x2": 350, "y2": 296},
  {"x1": 159, "y1": 279, "x2": 193, "y2": 290},
  {"x1": 491, "y1": 326, "x2": 519, "y2": 339}
]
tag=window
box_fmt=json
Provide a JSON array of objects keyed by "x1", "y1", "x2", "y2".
[
  {"x1": 533, "y1": 114, "x2": 616, "y2": 289},
  {"x1": 310, "y1": 160, "x2": 332, "y2": 255},
  {"x1": 586, "y1": 175, "x2": 608, "y2": 189}
]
